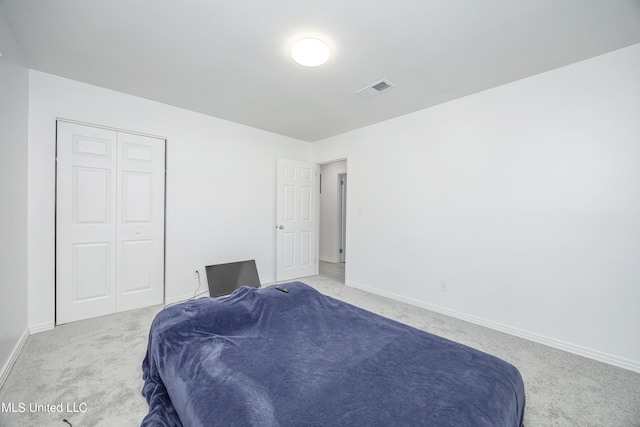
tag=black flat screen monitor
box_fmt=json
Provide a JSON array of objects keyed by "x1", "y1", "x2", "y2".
[{"x1": 205, "y1": 260, "x2": 261, "y2": 298}]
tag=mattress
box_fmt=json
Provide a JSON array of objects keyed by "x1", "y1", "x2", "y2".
[{"x1": 142, "y1": 282, "x2": 525, "y2": 426}]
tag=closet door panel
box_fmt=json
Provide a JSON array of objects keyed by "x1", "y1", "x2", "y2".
[
  {"x1": 56, "y1": 122, "x2": 165, "y2": 324},
  {"x1": 56, "y1": 122, "x2": 117, "y2": 324},
  {"x1": 116, "y1": 132, "x2": 165, "y2": 312}
]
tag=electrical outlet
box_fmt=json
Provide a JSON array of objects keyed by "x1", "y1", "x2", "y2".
[{"x1": 439, "y1": 279, "x2": 447, "y2": 292}]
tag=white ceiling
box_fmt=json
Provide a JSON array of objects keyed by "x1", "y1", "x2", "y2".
[{"x1": 2, "y1": 0, "x2": 640, "y2": 142}]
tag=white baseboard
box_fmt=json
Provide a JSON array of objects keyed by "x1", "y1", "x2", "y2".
[
  {"x1": 0, "y1": 329, "x2": 29, "y2": 390},
  {"x1": 29, "y1": 321, "x2": 55, "y2": 334},
  {"x1": 347, "y1": 280, "x2": 640, "y2": 374},
  {"x1": 319, "y1": 256, "x2": 339, "y2": 263}
]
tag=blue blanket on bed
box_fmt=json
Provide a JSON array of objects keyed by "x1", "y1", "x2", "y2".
[{"x1": 142, "y1": 282, "x2": 525, "y2": 426}]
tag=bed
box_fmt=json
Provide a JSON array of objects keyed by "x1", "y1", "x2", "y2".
[{"x1": 142, "y1": 282, "x2": 525, "y2": 426}]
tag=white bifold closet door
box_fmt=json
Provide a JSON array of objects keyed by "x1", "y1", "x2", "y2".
[{"x1": 56, "y1": 121, "x2": 165, "y2": 325}]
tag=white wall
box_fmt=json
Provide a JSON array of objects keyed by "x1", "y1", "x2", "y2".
[
  {"x1": 319, "y1": 160, "x2": 347, "y2": 262},
  {"x1": 312, "y1": 43, "x2": 640, "y2": 372},
  {"x1": 0, "y1": 12, "x2": 29, "y2": 385},
  {"x1": 28, "y1": 71, "x2": 310, "y2": 330}
]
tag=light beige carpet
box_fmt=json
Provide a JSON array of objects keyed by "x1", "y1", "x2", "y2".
[{"x1": 1, "y1": 268, "x2": 639, "y2": 426}]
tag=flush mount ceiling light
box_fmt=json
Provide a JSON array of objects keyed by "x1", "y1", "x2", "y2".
[{"x1": 291, "y1": 37, "x2": 330, "y2": 67}]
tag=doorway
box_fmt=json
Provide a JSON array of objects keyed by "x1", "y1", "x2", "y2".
[
  {"x1": 338, "y1": 173, "x2": 347, "y2": 264},
  {"x1": 318, "y1": 159, "x2": 347, "y2": 284}
]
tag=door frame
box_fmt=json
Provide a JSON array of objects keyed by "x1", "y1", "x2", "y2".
[{"x1": 54, "y1": 118, "x2": 168, "y2": 325}]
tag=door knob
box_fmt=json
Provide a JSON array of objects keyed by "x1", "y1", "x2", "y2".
[
  {"x1": 135, "y1": 229, "x2": 142, "y2": 235},
  {"x1": 277, "y1": 225, "x2": 285, "y2": 230}
]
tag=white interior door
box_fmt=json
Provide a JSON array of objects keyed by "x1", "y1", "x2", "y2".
[
  {"x1": 56, "y1": 122, "x2": 118, "y2": 324},
  {"x1": 56, "y1": 121, "x2": 165, "y2": 324},
  {"x1": 276, "y1": 159, "x2": 318, "y2": 281},
  {"x1": 116, "y1": 132, "x2": 165, "y2": 312}
]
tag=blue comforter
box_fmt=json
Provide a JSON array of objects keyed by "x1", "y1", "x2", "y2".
[{"x1": 142, "y1": 282, "x2": 525, "y2": 426}]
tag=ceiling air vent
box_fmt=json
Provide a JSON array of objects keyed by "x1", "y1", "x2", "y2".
[{"x1": 357, "y1": 79, "x2": 395, "y2": 99}]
